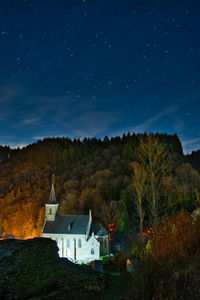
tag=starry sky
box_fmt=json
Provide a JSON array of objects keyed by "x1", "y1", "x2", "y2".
[{"x1": 0, "y1": 0, "x2": 200, "y2": 153}]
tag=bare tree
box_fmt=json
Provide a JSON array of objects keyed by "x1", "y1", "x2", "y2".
[
  {"x1": 131, "y1": 162, "x2": 147, "y2": 235},
  {"x1": 137, "y1": 133, "x2": 171, "y2": 227},
  {"x1": 94, "y1": 200, "x2": 118, "y2": 255}
]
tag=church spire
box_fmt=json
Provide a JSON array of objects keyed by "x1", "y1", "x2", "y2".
[
  {"x1": 45, "y1": 174, "x2": 59, "y2": 221},
  {"x1": 48, "y1": 174, "x2": 57, "y2": 204}
]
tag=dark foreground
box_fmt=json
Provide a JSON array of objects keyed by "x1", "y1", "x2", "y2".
[{"x1": 0, "y1": 238, "x2": 129, "y2": 299}]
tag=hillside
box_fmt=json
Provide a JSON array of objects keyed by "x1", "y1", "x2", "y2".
[{"x1": 0, "y1": 132, "x2": 199, "y2": 239}]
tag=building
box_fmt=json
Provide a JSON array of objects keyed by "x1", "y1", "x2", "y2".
[{"x1": 42, "y1": 180, "x2": 109, "y2": 262}]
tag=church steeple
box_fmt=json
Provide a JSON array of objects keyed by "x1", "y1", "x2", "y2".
[
  {"x1": 45, "y1": 174, "x2": 59, "y2": 222},
  {"x1": 47, "y1": 174, "x2": 57, "y2": 204}
]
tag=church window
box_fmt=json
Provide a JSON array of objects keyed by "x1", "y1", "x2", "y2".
[
  {"x1": 49, "y1": 208, "x2": 52, "y2": 215},
  {"x1": 91, "y1": 248, "x2": 95, "y2": 255},
  {"x1": 78, "y1": 239, "x2": 82, "y2": 248},
  {"x1": 67, "y1": 239, "x2": 70, "y2": 248}
]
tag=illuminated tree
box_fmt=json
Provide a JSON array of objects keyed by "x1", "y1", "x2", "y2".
[
  {"x1": 96, "y1": 201, "x2": 118, "y2": 232},
  {"x1": 137, "y1": 133, "x2": 171, "y2": 226},
  {"x1": 94, "y1": 200, "x2": 118, "y2": 254},
  {"x1": 150, "y1": 210, "x2": 200, "y2": 264}
]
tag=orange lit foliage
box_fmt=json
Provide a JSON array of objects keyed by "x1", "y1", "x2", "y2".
[
  {"x1": 150, "y1": 210, "x2": 200, "y2": 264},
  {"x1": 0, "y1": 161, "x2": 48, "y2": 239},
  {"x1": 1, "y1": 203, "x2": 45, "y2": 239}
]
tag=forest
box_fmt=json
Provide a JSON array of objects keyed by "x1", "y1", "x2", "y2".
[
  {"x1": 0, "y1": 132, "x2": 199, "y2": 240},
  {"x1": 1, "y1": 132, "x2": 200, "y2": 298}
]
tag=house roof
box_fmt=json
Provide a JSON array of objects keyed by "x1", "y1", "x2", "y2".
[
  {"x1": 43, "y1": 215, "x2": 89, "y2": 234},
  {"x1": 91, "y1": 223, "x2": 108, "y2": 236}
]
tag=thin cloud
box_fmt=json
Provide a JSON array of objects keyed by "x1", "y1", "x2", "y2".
[
  {"x1": 0, "y1": 85, "x2": 22, "y2": 103},
  {"x1": 182, "y1": 137, "x2": 200, "y2": 146},
  {"x1": 131, "y1": 105, "x2": 178, "y2": 133},
  {"x1": 27, "y1": 94, "x2": 120, "y2": 138},
  {"x1": 180, "y1": 137, "x2": 200, "y2": 154},
  {"x1": 1, "y1": 142, "x2": 28, "y2": 149},
  {"x1": 33, "y1": 136, "x2": 46, "y2": 140},
  {"x1": 23, "y1": 118, "x2": 39, "y2": 125},
  {"x1": 71, "y1": 110, "x2": 119, "y2": 138},
  {"x1": 173, "y1": 120, "x2": 184, "y2": 132}
]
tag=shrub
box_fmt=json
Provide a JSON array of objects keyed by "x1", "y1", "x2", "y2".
[
  {"x1": 150, "y1": 210, "x2": 200, "y2": 264},
  {"x1": 125, "y1": 211, "x2": 200, "y2": 299}
]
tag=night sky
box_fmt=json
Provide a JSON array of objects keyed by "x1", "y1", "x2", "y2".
[{"x1": 0, "y1": 0, "x2": 200, "y2": 153}]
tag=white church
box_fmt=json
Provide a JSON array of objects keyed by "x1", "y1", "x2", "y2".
[{"x1": 42, "y1": 180, "x2": 109, "y2": 262}]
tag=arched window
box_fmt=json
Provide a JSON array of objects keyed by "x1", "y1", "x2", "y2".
[
  {"x1": 91, "y1": 248, "x2": 95, "y2": 255},
  {"x1": 78, "y1": 239, "x2": 82, "y2": 248},
  {"x1": 49, "y1": 208, "x2": 52, "y2": 215}
]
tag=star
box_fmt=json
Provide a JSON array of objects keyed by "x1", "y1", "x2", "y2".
[{"x1": 0, "y1": 0, "x2": 199, "y2": 154}]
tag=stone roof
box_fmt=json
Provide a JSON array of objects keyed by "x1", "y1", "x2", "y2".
[{"x1": 43, "y1": 215, "x2": 89, "y2": 234}]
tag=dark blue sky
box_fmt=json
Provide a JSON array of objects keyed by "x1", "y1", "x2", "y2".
[{"x1": 0, "y1": 0, "x2": 200, "y2": 153}]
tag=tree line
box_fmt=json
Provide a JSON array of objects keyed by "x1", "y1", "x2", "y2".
[{"x1": 0, "y1": 132, "x2": 199, "y2": 239}]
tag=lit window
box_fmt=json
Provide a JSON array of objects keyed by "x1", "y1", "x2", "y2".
[
  {"x1": 91, "y1": 248, "x2": 95, "y2": 255},
  {"x1": 67, "y1": 239, "x2": 70, "y2": 248},
  {"x1": 78, "y1": 239, "x2": 82, "y2": 248}
]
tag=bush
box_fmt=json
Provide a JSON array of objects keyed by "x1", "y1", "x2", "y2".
[
  {"x1": 125, "y1": 211, "x2": 200, "y2": 299},
  {"x1": 150, "y1": 210, "x2": 200, "y2": 264}
]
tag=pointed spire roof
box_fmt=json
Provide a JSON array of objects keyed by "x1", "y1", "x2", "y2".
[{"x1": 47, "y1": 174, "x2": 57, "y2": 204}]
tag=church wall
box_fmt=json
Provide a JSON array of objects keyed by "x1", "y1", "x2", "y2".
[
  {"x1": 45, "y1": 204, "x2": 59, "y2": 221},
  {"x1": 76, "y1": 235, "x2": 99, "y2": 261},
  {"x1": 42, "y1": 233, "x2": 99, "y2": 261}
]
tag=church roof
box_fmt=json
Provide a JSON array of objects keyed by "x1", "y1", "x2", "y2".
[
  {"x1": 47, "y1": 183, "x2": 57, "y2": 204},
  {"x1": 43, "y1": 215, "x2": 89, "y2": 234}
]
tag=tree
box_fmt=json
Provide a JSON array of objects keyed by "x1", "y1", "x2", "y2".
[
  {"x1": 137, "y1": 133, "x2": 171, "y2": 227},
  {"x1": 150, "y1": 210, "x2": 200, "y2": 264},
  {"x1": 117, "y1": 199, "x2": 129, "y2": 236},
  {"x1": 94, "y1": 200, "x2": 118, "y2": 255},
  {"x1": 131, "y1": 162, "x2": 147, "y2": 235}
]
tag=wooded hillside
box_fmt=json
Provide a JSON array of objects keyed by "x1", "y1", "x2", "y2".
[{"x1": 0, "y1": 133, "x2": 199, "y2": 239}]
